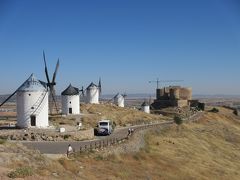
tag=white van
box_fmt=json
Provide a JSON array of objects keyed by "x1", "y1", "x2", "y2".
[{"x1": 97, "y1": 120, "x2": 113, "y2": 135}]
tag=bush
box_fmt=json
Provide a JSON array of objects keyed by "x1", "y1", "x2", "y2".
[
  {"x1": 8, "y1": 167, "x2": 33, "y2": 178},
  {"x1": 112, "y1": 121, "x2": 117, "y2": 129},
  {"x1": 209, "y1": 107, "x2": 219, "y2": 113},
  {"x1": 174, "y1": 115, "x2": 183, "y2": 125},
  {"x1": 233, "y1": 109, "x2": 237, "y2": 115},
  {"x1": 0, "y1": 138, "x2": 6, "y2": 144},
  {"x1": 59, "y1": 122, "x2": 66, "y2": 125},
  {"x1": 198, "y1": 103, "x2": 205, "y2": 111},
  {"x1": 63, "y1": 134, "x2": 71, "y2": 139},
  {"x1": 94, "y1": 155, "x2": 104, "y2": 161}
]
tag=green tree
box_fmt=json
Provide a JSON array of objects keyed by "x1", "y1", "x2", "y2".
[
  {"x1": 174, "y1": 115, "x2": 183, "y2": 125},
  {"x1": 174, "y1": 115, "x2": 183, "y2": 131}
]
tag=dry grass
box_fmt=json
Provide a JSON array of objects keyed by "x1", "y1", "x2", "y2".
[
  {"x1": 80, "y1": 103, "x2": 168, "y2": 127},
  {"x1": 74, "y1": 107, "x2": 240, "y2": 179},
  {"x1": 48, "y1": 103, "x2": 167, "y2": 129},
  {"x1": 1, "y1": 107, "x2": 240, "y2": 179}
]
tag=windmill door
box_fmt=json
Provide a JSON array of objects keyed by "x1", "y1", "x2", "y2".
[
  {"x1": 30, "y1": 115, "x2": 36, "y2": 126},
  {"x1": 69, "y1": 108, "x2": 72, "y2": 114}
]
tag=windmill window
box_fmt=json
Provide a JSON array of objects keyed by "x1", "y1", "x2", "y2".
[
  {"x1": 29, "y1": 94, "x2": 31, "y2": 96},
  {"x1": 69, "y1": 101, "x2": 71, "y2": 104},
  {"x1": 31, "y1": 107, "x2": 34, "y2": 109}
]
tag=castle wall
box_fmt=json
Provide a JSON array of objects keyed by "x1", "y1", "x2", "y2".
[{"x1": 152, "y1": 86, "x2": 192, "y2": 109}]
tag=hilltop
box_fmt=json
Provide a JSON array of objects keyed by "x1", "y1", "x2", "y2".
[
  {"x1": 0, "y1": 106, "x2": 240, "y2": 179},
  {"x1": 50, "y1": 103, "x2": 169, "y2": 129},
  {"x1": 70, "y1": 107, "x2": 240, "y2": 179}
]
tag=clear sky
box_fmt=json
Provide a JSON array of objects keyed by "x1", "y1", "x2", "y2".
[{"x1": 0, "y1": 0, "x2": 240, "y2": 95}]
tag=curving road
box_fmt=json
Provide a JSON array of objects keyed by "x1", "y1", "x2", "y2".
[
  {"x1": 21, "y1": 112, "x2": 203, "y2": 154},
  {"x1": 21, "y1": 121, "x2": 173, "y2": 154}
]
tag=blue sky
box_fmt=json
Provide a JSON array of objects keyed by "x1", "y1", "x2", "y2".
[{"x1": 0, "y1": 0, "x2": 240, "y2": 95}]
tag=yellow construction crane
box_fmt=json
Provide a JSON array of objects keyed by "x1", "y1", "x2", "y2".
[{"x1": 148, "y1": 78, "x2": 184, "y2": 89}]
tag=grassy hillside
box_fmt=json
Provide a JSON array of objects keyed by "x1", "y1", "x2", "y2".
[
  {"x1": 80, "y1": 103, "x2": 169, "y2": 126},
  {"x1": 51, "y1": 103, "x2": 168, "y2": 128},
  {"x1": 72, "y1": 107, "x2": 240, "y2": 179},
  {"x1": 1, "y1": 107, "x2": 240, "y2": 179}
]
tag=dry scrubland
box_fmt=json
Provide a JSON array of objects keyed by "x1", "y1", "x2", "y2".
[
  {"x1": 75, "y1": 107, "x2": 240, "y2": 180},
  {"x1": 51, "y1": 103, "x2": 169, "y2": 128},
  {"x1": 0, "y1": 107, "x2": 240, "y2": 179},
  {"x1": 80, "y1": 103, "x2": 169, "y2": 126}
]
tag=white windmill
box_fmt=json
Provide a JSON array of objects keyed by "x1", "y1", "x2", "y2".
[
  {"x1": 141, "y1": 101, "x2": 150, "y2": 114},
  {"x1": 113, "y1": 93, "x2": 126, "y2": 107},
  {"x1": 0, "y1": 74, "x2": 49, "y2": 128},
  {"x1": 61, "y1": 84, "x2": 80, "y2": 115},
  {"x1": 82, "y1": 79, "x2": 101, "y2": 104}
]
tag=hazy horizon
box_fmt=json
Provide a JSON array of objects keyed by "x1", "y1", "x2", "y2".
[
  {"x1": 1, "y1": 92, "x2": 240, "y2": 99},
  {"x1": 0, "y1": 0, "x2": 240, "y2": 95}
]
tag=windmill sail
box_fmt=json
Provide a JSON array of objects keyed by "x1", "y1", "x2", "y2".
[
  {"x1": 0, "y1": 77, "x2": 30, "y2": 107},
  {"x1": 43, "y1": 51, "x2": 60, "y2": 114},
  {"x1": 98, "y1": 78, "x2": 102, "y2": 95},
  {"x1": 52, "y1": 59, "x2": 59, "y2": 83},
  {"x1": 0, "y1": 90, "x2": 18, "y2": 107}
]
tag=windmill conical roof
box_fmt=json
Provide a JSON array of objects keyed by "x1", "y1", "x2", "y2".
[
  {"x1": 141, "y1": 101, "x2": 149, "y2": 106},
  {"x1": 61, "y1": 84, "x2": 79, "y2": 95},
  {"x1": 18, "y1": 74, "x2": 47, "y2": 92},
  {"x1": 86, "y1": 82, "x2": 98, "y2": 89},
  {"x1": 114, "y1": 93, "x2": 123, "y2": 99}
]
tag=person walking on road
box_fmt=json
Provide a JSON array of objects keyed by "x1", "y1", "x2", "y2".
[
  {"x1": 67, "y1": 144, "x2": 73, "y2": 157},
  {"x1": 131, "y1": 128, "x2": 134, "y2": 134},
  {"x1": 128, "y1": 128, "x2": 131, "y2": 136}
]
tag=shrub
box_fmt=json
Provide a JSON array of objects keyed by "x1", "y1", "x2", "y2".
[
  {"x1": 94, "y1": 155, "x2": 104, "y2": 161},
  {"x1": 174, "y1": 115, "x2": 183, "y2": 125},
  {"x1": 112, "y1": 121, "x2": 117, "y2": 129},
  {"x1": 0, "y1": 138, "x2": 6, "y2": 144},
  {"x1": 209, "y1": 107, "x2": 219, "y2": 113},
  {"x1": 63, "y1": 134, "x2": 71, "y2": 139},
  {"x1": 233, "y1": 109, "x2": 237, "y2": 115},
  {"x1": 8, "y1": 167, "x2": 33, "y2": 178},
  {"x1": 198, "y1": 103, "x2": 205, "y2": 111}
]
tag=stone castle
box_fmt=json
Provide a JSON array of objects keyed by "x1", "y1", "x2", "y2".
[{"x1": 151, "y1": 86, "x2": 193, "y2": 109}]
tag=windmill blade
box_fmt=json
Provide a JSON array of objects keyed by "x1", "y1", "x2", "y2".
[
  {"x1": 98, "y1": 78, "x2": 102, "y2": 95},
  {"x1": 52, "y1": 59, "x2": 59, "y2": 83},
  {"x1": 49, "y1": 86, "x2": 58, "y2": 113},
  {"x1": 80, "y1": 86, "x2": 85, "y2": 96},
  {"x1": 0, "y1": 76, "x2": 30, "y2": 107},
  {"x1": 0, "y1": 90, "x2": 18, "y2": 107},
  {"x1": 43, "y1": 51, "x2": 51, "y2": 84},
  {"x1": 39, "y1": 80, "x2": 48, "y2": 88}
]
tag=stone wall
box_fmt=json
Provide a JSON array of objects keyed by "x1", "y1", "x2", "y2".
[
  {"x1": 179, "y1": 87, "x2": 192, "y2": 100},
  {"x1": 156, "y1": 86, "x2": 192, "y2": 101},
  {"x1": 0, "y1": 128, "x2": 94, "y2": 141},
  {"x1": 176, "y1": 100, "x2": 189, "y2": 108}
]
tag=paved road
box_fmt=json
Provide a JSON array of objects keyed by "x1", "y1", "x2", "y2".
[
  {"x1": 21, "y1": 112, "x2": 203, "y2": 154},
  {"x1": 21, "y1": 121, "x2": 173, "y2": 154}
]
